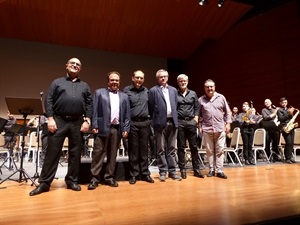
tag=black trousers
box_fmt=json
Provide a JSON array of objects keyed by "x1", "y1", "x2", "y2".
[
  {"x1": 128, "y1": 119, "x2": 151, "y2": 177},
  {"x1": 282, "y1": 130, "x2": 294, "y2": 160},
  {"x1": 265, "y1": 130, "x2": 280, "y2": 157},
  {"x1": 241, "y1": 128, "x2": 254, "y2": 161},
  {"x1": 39, "y1": 116, "x2": 83, "y2": 186},
  {"x1": 177, "y1": 119, "x2": 200, "y2": 171},
  {"x1": 90, "y1": 127, "x2": 119, "y2": 181}
]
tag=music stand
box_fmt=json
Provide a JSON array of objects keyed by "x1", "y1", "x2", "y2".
[
  {"x1": 0, "y1": 97, "x2": 43, "y2": 186},
  {"x1": 0, "y1": 117, "x2": 7, "y2": 132},
  {"x1": 0, "y1": 124, "x2": 23, "y2": 171}
]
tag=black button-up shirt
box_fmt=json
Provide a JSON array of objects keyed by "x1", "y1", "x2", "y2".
[
  {"x1": 45, "y1": 76, "x2": 93, "y2": 118},
  {"x1": 177, "y1": 89, "x2": 199, "y2": 119},
  {"x1": 123, "y1": 84, "x2": 149, "y2": 118}
]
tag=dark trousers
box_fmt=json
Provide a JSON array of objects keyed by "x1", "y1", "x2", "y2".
[
  {"x1": 155, "y1": 122, "x2": 178, "y2": 176},
  {"x1": 39, "y1": 116, "x2": 83, "y2": 186},
  {"x1": 177, "y1": 119, "x2": 200, "y2": 171},
  {"x1": 90, "y1": 127, "x2": 119, "y2": 181},
  {"x1": 241, "y1": 128, "x2": 254, "y2": 161},
  {"x1": 265, "y1": 130, "x2": 280, "y2": 157},
  {"x1": 282, "y1": 130, "x2": 294, "y2": 160},
  {"x1": 128, "y1": 120, "x2": 151, "y2": 177}
]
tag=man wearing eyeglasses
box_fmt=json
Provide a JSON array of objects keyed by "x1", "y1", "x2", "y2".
[
  {"x1": 29, "y1": 58, "x2": 93, "y2": 196},
  {"x1": 198, "y1": 79, "x2": 231, "y2": 179}
]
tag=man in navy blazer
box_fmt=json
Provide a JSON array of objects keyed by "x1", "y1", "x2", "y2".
[
  {"x1": 149, "y1": 69, "x2": 181, "y2": 181},
  {"x1": 88, "y1": 71, "x2": 130, "y2": 189}
]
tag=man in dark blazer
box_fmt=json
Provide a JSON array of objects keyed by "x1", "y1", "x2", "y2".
[
  {"x1": 87, "y1": 71, "x2": 130, "y2": 189},
  {"x1": 148, "y1": 69, "x2": 181, "y2": 181}
]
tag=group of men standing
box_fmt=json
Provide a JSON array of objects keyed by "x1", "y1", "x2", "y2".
[{"x1": 29, "y1": 57, "x2": 239, "y2": 196}]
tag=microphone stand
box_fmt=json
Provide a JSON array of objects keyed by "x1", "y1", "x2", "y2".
[
  {"x1": 32, "y1": 116, "x2": 41, "y2": 181},
  {"x1": 32, "y1": 92, "x2": 44, "y2": 182}
]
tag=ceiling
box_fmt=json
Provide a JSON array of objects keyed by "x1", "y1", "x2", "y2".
[{"x1": 0, "y1": 0, "x2": 292, "y2": 60}]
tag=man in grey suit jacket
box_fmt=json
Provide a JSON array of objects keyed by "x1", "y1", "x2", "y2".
[
  {"x1": 88, "y1": 71, "x2": 130, "y2": 189},
  {"x1": 149, "y1": 69, "x2": 181, "y2": 181}
]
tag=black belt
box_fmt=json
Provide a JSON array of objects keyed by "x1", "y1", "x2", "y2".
[
  {"x1": 110, "y1": 124, "x2": 119, "y2": 129},
  {"x1": 131, "y1": 117, "x2": 148, "y2": 122},
  {"x1": 57, "y1": 115, "x2": 82, "y2": 121},
  {"x1": 178, "y1": 117, "x2": 194, "y2": 121}
]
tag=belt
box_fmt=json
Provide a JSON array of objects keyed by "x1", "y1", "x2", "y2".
[
  {"x1": 178, "y1": 117, "x2": 194, "y2": 121},
  {"x1": 110, "y1": 124, "x2": 119, "y2": 129},
  {"x1": 131, "y1": 117, "x2": 148, "y2": 122},
  {"x1": 57, "y1": 115, "x2": 83, "y2": 121}
]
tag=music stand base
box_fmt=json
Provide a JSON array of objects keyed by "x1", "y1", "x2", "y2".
[{"x1": 0, "y1": 167, "x2": 37, "y2": 186}]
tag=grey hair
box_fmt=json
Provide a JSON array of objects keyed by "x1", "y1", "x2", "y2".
[{"x1": 177, "y1": 74, "x2": 188, "y2": 80}]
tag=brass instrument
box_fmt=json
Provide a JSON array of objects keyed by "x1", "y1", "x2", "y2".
[
  {"x1": 242, "y1": 109, "x2": 252, "y2": 123},
  {"x1": 284, "y1": 109, "x2": 299, "y2": 133},
  {"x1": 242, "y1": 101, "x2": 253, "y2": 123}
]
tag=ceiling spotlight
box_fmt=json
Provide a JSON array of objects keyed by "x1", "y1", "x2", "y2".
[
  {"x1": 217, "y1": 0, "x2": 225, "y2": 7},
  {"x1": 199, "y1": 0, "x2": 208, "y2": 6}
]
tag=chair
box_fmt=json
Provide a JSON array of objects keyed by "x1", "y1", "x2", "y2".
[
  {"x1": 116, "y1": 139, "x2": 129, "y2": 162},
  {"x1": 293, "y1": 128, "x2": 300, "y2": 161},
  {"x1": 278, "y1": 133, "x2": 286, "y2": 161},
  {"x1": 223, "y1": 127, "x2": 243, "y2": 166},
  {"x1": 87, "y1": 137, "x2": 94, "y2": 158},
  {"x1": 25, "y1": 131, "x2": 37, "y2": 162},
  {"x1": 198, "y1": 138, "x2": 206, "y2": 169},
  {"x1": 0, "y1": 135, "x2": 11, "y2": 169},
  {"x1": 252, "y1": 128, "x2": 270, "y2": 164}
]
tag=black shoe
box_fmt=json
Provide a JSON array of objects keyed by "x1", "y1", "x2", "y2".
[
  {"x1": 207, "y1": 171, "x2": 215, "y2": 177},
  {"x1": 285, "y1": 159, "x2": 293, "y2": 164},
  {"x1": 194, "y1": 170, "x2": 204, "y2": 178},
  {"x1": 216, "y1": 172, "x2": 228, "y2": 179},
  {"x1": 66, "y1": 183, "x2": 81, "y2": 191},
  {"x1": 129, "y1": 176, "x2": 136, "y2": 185},
  {"x1": 29, "y1": 183, "x2": 50, "y2": 196},
  {"x1": 105, "y1": 179, "x2": 118, "y2": 187},
  {"x1": 245, "y1": 160, "x2": 251, "y2": 165},
  {"x1": 290, "y1": 159, "x2": 296, "y2": 163},
  {"x1": 249, "y1": 160, "x2": 256, "y2": 165},
  {"x1": 168, "y1": 174, "x2": 182, "y2": 181},
  {"x1": 181, "y1": 171, "x2": 187, "y2": 179},
  {"x1": 88, "y1": 180, "x2": 98, "y2": 190},
  {"x1": 141, "y1": 175, "x2": 154, "y2": 183}
]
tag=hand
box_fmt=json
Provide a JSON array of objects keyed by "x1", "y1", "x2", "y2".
[
  {"x1": 92, "y1": 128, "x2": 98, "y2": 134},
  {"x1": 122, "y1": 131, "x2": 128, "y2": 138},
  {"x1": 47, "y1": 117, "x2": 57, "y2": 133},
  {"x1": 80, "y1": 121, "x2": 90, "y2": 133}
]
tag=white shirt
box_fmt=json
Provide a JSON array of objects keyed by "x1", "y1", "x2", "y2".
[
  {"x1": 109, "y1": 91, "x2": 120, "y2": 124},
  {"x1": 161, "y1": 85, "x2": 172, "y2": 118}
]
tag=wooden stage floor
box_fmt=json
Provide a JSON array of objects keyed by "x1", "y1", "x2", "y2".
[{"x1": 0, "y1": 161, "x2": 300, "y2": 225}]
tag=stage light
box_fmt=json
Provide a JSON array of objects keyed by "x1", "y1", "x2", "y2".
[
  {"x1": 199, "y1": 0, "x2": 208, "y2": 6},
  {"x1": 217, "y1": 0, "x2": 225, "y2": 7}
]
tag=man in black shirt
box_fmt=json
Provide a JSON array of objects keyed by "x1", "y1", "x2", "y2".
[
  {"x1": 261, "y1": 99, "x2": 280, "y2": 161},
  {"x1": 277, "y1": 97, "x2": 297, "y2": 164},
  {"x1": 177, "y1": 74, "x2": 204, "y2": 179},
  {"x1": 29, "y1": 58, "x2": 93, "y2": 196},
  {"x1": 123, "y1": 70, "x2": 154, "y2": 184}
]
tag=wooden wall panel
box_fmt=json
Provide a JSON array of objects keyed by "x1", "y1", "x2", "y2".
[{"x1": 185, "y1": 1, "x2": 300, "y2": 121}]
